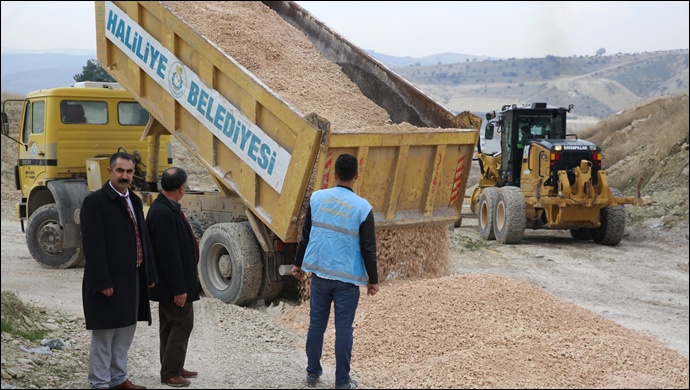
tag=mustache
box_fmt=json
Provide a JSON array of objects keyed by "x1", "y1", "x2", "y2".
[{"x1": 118, "y1": 178, "x2": 130, "y2": 184}]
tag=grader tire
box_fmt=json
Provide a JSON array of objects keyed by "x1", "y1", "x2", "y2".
[
  {"x1": 198, "y1": 222, "x2": 262, "y2": 306},
  {"x1": 477, "y1": 187, "x2": 499, "y2": 240},
  {"x1": 591, "y1": 188, "x2": 626, "y2": 246},
  {"x1": 493, "y1": 186, "x2": 526, "y2": 244},
  {"x1": 26, "y1": 204, "x2": 84, "y2": 269}
]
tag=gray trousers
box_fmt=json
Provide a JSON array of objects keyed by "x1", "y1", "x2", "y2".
[{"x1": 88, "y1": 324, "x2": 137, "y2": 389}]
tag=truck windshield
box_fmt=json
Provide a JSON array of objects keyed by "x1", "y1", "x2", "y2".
[{"x1": 60, "y1": 100, "x2": 108, "y2": 124}]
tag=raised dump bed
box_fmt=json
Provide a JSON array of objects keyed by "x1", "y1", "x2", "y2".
[{"x1": 94, "y1": 1, "x2": 480, "y2": 305}]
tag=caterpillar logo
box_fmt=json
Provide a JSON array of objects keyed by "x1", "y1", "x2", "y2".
[{"x1": 562, "y1": 145, "x2": 592, "y2": 151}]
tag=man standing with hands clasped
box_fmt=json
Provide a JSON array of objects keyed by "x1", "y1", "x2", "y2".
[
  {"x1": 80, "y1": 152, "x2": 157, "y2": 389},
  {"x1": 291, "y1": 153, "x2": 379, "y2": 389},
  {"x1": 147, "y1": 167, "x2": 200, "y2": 388}
]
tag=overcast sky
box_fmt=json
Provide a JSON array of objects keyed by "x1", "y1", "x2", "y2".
[{"x1": 1, "y1": 1, "x2": 688, "y2": 58}]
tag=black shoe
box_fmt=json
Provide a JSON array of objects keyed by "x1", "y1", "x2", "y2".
[
  {"x1": 335, "y1": 379, "x2": 358, "y2": 389},
  {"x1": 306, "y1": 372, "x2": 320, "y2": 387}
]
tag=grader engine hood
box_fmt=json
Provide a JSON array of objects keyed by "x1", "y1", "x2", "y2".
[
  {"x1": 536, "y1": 139, "x2": 601, "y2": 170},
  {"x1": 537, "y1": 138, "x2": 604, "y2": 189}
]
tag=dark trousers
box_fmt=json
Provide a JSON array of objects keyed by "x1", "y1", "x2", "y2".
[
  {"x1": 158, "y1": 300, "x2": 194, "y2": 380},
  {"x1": 306, "y1": 274, "x2": 360, "y2": 387}
]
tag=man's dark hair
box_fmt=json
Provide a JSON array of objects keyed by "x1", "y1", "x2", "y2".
[
  {"x1": 161, "y1": 167, "x2": 188, "y2": 191},
  {"x1": 335, "y1": 153, "x2": 358, "y2": 181},
  {"x1": 109, "y1": 152, "x2": 136, "y2": 167}
]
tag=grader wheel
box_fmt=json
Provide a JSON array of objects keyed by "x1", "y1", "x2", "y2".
[
  {"x1": 493, "y1": 186, "x2": 526, "y2": 244},
  {"x1": 477, "y1": 187, "x2": 499, "y2": 240},
  {"x1": 591, "y1": 188, "x2": 626, "y2": 246}
]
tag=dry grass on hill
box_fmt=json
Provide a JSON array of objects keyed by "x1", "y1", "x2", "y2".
[
  {"x1": 578, "y1": 93, "x2": 689, "y2": 233},
  {"x1": 580, "y1": 94, "x2": 689, "y2": 169}
]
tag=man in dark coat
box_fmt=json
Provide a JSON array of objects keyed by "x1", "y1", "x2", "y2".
[
  {"x1": 146, "y1": 167, "x2": 200, "y2": 388},
  {"x1": 81, "y1": 152, "x2": 157, "y2": 390}
]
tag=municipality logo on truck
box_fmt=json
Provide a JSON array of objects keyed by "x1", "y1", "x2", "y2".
[
  {"x1": 168, "y1": 62, "x2": 187, "y2": 98},
  {"x1": 103, "y1": 1, "x2": 290, "y2": 193}
]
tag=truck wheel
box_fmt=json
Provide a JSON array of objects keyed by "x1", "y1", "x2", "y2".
[
  {"x1": 493, "y1": 186, "x2": 526, "y2": 244},
  {"x1": 570, "y1": 228, "x2": 592, "y2": 241},
  {"x1": 477, "y1": 187, "x2": 499, "y2": 240},
  {"x1": 198, "y1": 222, "x2": 262, "y2": 306},
  {"x1": 187, "y1": 212, "x2": 214, "y2": 293},
  {"x1": 258, "y1": 276, "x2": 284, "y2": 302},
  {"x1": 237, "y1": 221, "x2": 284, "y2": 302},
  {"x1": 591, "y1": 188, "x2": 626, "y2": 246},
  {"x1": 26, "y1": 204, "x2": 84, "y2": 269}
]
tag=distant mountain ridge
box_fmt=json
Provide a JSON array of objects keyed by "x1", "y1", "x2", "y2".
[
  {"x1": 0, "y1": 48, "x2": 488, "y2": 96},
  {"x1": 391, "y1": 49, "x2": 689, "y2": 119},
  {"x1": 1, "y1": 50, "x2": 97, "y2": 96},
  {"x1": 366, "y1": 50, "x2": 492, "y2": 68},
  {"x1": 2, "y1": 47, "x2": 687, "y2": 120},
  {"x1": 1, "y1": 48, "x2": 96, "y2": 56}
]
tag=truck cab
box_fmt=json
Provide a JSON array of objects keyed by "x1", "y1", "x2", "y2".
[{"x1": 1, "y1": 81, "x2": 172, "y2": 268}]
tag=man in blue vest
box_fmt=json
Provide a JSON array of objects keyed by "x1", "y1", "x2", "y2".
[{"x1": 292, "y1": 153, "x2": 379, "y2": 390}]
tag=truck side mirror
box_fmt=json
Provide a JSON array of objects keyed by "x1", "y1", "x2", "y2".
[
  {"x1": 1, "y1": 112, "x2": 8, "y2": 136},
  {"x1": 1, "y1": 111, "x2": 26, "y2": 147},
  {"x1": 485, "y1": 123, "x2": 494, "y2": 140}
]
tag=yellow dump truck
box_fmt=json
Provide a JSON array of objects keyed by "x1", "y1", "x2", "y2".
[
  {"x1": 1, "y1": 82, "x2": 172, "y2": 269},
  {"x1": 7, "y1": 1, "x2": 480, "y2": 306}
]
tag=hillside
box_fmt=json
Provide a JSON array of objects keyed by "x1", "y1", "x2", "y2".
[
  {"x1": 2, "y1": 47, "x2": 687, "y2": 123},
  {"x1": 394, "y1": 50, "x2": 689, "y2": 121},
  {"x1": 583, "y1": 94, "x2": 689, "y2": 233}
]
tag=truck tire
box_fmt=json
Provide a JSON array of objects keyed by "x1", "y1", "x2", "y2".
[
  {"x1": 238, "y1": 221, "x2": 284, "y2": 302},
  {"x1": 477, "y1": 187, "x2": 499, "y2": 240},
  {"x1": 258, "y1": 274, "x2": 284, "y2": 302},
  {"x1": 26, "y1": 204, "x2": 84, "y2": 269},
  {"x1": 591, "y1": 188, "x2": 626, "y2": 246},
  {"x1": 198, "y1": 222, "x2": 262, "y2": 306},
  {"x1": 493, "y1": 186, "x2": 526, "y2": 244}
]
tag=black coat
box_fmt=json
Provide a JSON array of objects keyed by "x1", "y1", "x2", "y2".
[
  {"x1": 146, "y1": 193, "x2": 200, "y2": 303},
  {"x1": 81, "y1": 182, "x2": 158, "y2": 330}
]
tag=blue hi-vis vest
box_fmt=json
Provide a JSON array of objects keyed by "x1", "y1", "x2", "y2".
[{"x1": 302, "y1": 186, "x2": 373, "y2": 286}]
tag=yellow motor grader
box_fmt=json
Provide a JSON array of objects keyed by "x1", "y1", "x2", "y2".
[{"x1": 470, "y1": 102, "x2": 639, "y2": 245}]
